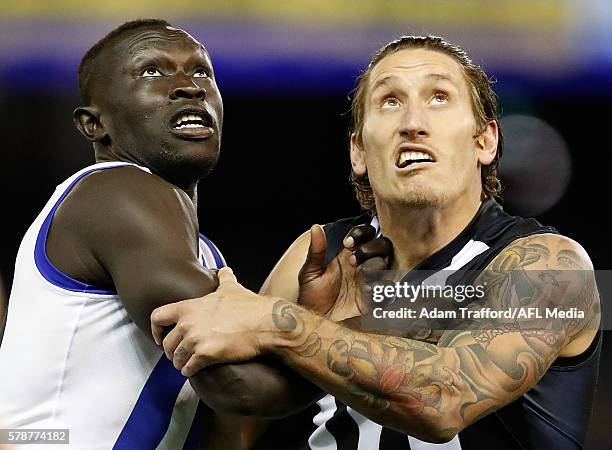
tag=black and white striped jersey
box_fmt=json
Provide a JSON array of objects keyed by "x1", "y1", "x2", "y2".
[{"x1": 254, "y1": 199, "x2": 600, "y2": 450}]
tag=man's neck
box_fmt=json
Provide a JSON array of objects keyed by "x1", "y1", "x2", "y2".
[
  {"x1": 377, "y1": 197, "x2": 482, "y2": 271},
  {"x1": 95, "y1": 152, "x2": 199, "y2": 207}
]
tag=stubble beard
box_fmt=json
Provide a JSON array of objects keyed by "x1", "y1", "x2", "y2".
[{"x1": 396, "y1": 183, "x2": 448, "y2": 209}]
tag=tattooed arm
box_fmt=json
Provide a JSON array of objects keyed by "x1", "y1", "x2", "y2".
[
  {"x1": 152, "y1": 234, "x2": 600, "y2": 443},
  {"x1": 259, "y1": 234, "x2": 599, "y2": 441}
]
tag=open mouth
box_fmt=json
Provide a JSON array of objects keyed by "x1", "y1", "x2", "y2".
[
  {"x1": 171, "y1": 110, "x2": 213, "y2": 130},
  {"x1": 170, "y1": 109, "x2": 215, "y2": 139},
  {"x1": 396, "y1": 150, "x2": 435, "y2": 168}
]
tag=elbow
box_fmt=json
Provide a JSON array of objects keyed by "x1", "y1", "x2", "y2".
[
  {"x1": 388, "y1": 397, "x2": 460, "y2": 444},
  {"x1": 199, "y1": 382, "x2": 294, "y2": 418},
  {"x1": 205, "y1": 388, "x2": 261, "y2": 416},
  {"x1": 200, "y1": 383, "x2": 253, "y2": 415},
  {"x1": 395, "y1": 419, "x2": 458, "y2": 444},
  {"x1": 425, "y1": 425, "x2": 459, "y2": 444},
  {"x1": 190, "y1": 362, "x2": 302, "y2": 417},
  {"x1": 190, "y1": 364, "x2": 264, "y2": 416}
]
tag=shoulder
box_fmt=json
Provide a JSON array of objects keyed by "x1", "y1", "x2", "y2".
[
  {"x1": 261, "y1": 214, "x2": 373, "y2": 298},
  {"x1": 494, "y1": 233, "x2": 593, "y2": 271},
  {"x1": 56, "y1": 166, "x2": 198, "y2": 238},
  {"x1": 260, "y1": 229, "x2": 311, "y2": 298},
  {"x1": 68, "y1": 166, "x2": 194, "y2": 213},
  {"x1": 481, "y1": 232, "x2": 600, "y2": 346}
]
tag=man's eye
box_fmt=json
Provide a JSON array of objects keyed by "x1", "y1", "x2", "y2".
[
  {"x1": 381, "y1": 97, "x2": 400, "y2": 109},
  {"x1": 193, "y1": 68, "x2": 209, "y2": 78},
  {"x1": 431, "y1": 92, "x2": 448, "y2": 104},
  {"x1": 141, "y1": 67, "x2": 162, "y2": 77}
]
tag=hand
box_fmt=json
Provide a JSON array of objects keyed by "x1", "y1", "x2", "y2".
[
  {"x1": 151, "y1": 267, "x2": 272, "y2": 377},
  {"x1": 298, "y1": 224, "x2": 392, "y2": 322}
]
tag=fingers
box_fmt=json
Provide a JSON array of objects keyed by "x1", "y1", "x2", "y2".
[
  {"x1": 151, "y1": 303, "x2": 181, "y2": 345},
  {"x1": 218, "y1": 266, "x2": 237, "y2": 284},
  {"x1": 163, "y1": 332, "x2": 208, "y2": 376},
  {"x1": 181, "y1": 351, "x2": 210, "y2": 377},
  {"x1": 358, "y1": 256, "x2": 387, "y2": 271},
  {"x1": 352, "y1": 236, "x2": 393, "y2": 267},
  {"x1": 298, "y1": 224, "x2": 328, "y2": 284},
  {"x1": 308, "y1": 224, "x2": 327, "y2": 266},
  {"x1": 161, "y1": 325, "x2": 185, "y2": 361},
  {"x1": 343, "y1": 224, "x2": 376, "y2": 250}
]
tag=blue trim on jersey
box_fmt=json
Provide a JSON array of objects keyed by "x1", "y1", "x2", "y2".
[
  {"x1": 33, "y1": 165, "x2": 132, "y2": 294},
  {"x1": 182, "y1": 402, "x2": 207, "y2": 450},
  {"x1": 197, "y1": 237, "x2": 209, "y2": 270},
  {"x1": 199, "y1": 233, "x2": 225, "y2": 268},
  {"x1": 113, "y1": 356, "x2": 191, "y2": 450}
]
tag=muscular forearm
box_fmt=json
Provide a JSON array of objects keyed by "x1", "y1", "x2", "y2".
[
  {"x1": 261, "y1": 296, "x2": 574, "y2": 444},
  {"x1": 262, "y1": 299, "x2": 462, "y2": 442},
  {"x1": 190, "y1": 359, "x2": 323, "y2": 417}
]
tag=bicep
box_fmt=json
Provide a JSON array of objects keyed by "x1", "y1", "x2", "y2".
[
  {"x1": 437, "y1": 233, "x2": 600, "y2": 420},
  {"x1": 81, "y1": 175, "x2": 217, "y2": 339},
  {"x1": 259, "y1": 230, "x2": 310, "y2": 299},
  {"x1": 109, "y1": 251, "x2": 217, "y2": 338}
]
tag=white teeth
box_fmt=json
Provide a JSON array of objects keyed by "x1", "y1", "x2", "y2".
[
  {"x1": 175, "y1": 123, "x2": 204, "y2": 129},
  {"x1": 399, "y1": 150, "x2": 433, "y2": 165},
  {"x1": 174, "y1": 113, "x2": 204, "y2": 127}
]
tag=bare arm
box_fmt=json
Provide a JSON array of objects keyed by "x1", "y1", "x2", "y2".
[
  {"x1": 190, "y1": 223, "x2": 392, "y2": 419},
  {"x1": 51, "y1": 168, "x2": 323, "y2": 418},
  {"x1": 48, "y1": 167, "x2": 218, "y2": 334},
  {"x1": 161, "y1": 223, "x2": 391, "y2": 422},
  {"x1": 153, "y1": 233, "x2": 600, "y2": 443},
  {"x1": 260, "y1": 234, "x2": 600, "y2": 442},
  {"x1": 187, "y1": 230, "x2": 323, "y2": 417},
  {"x1": 46, "y1": 167, "x2": 242, "y2": 445}
]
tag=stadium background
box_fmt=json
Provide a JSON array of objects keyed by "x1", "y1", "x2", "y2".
[{"x1": 0, "y1": 0, "x2": 610, "y2": 447}]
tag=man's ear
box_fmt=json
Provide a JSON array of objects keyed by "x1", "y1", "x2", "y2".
[
  {"x1": 476, "y1": 120, "x2": 498, "y2": 166},
  {"x1": 350, "y1": 132, "x2": 367, "y2": 176},
  {"x1": 73, "y1": 106, "x2": 107, "y2": 142}
]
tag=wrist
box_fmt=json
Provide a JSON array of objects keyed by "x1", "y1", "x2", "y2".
[
  {"x1": 257, "y1": 299, "x2": 313, "y2": 357},
  {"x1": 254, "y1": 297, "x2": 290, "y2": 356}
]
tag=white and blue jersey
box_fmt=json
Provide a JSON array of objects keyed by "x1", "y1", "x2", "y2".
[{"x1": 0, "y1": 162, "x2": 225, "y2": 449}]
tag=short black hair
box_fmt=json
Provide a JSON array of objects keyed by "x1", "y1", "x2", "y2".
[{"x1": 78, "y1": 19, "x2": 171, "y2": 104}]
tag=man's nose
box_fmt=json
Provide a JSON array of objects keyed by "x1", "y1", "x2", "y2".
[
  {"x1": 170, "y1": 77, "x2": 206, "y2": 100},
  {"x1": 399, "y1": 100, "x2": 429, "y2": 139}
]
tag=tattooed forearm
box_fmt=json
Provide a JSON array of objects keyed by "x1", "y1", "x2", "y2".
[
  {"x1": 272, "y1": 300, "x2": 324, "y2": 357},
  {"x1": 272, "y1": 301, "x2": 299, "y2": 331},
  {"x1": 266, "y1": 234, "x2": 599, "y2": 441}
]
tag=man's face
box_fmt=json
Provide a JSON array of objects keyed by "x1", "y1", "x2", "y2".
[
  {"x1": 351, "y1": 48, "x2": 495, "y2": 209},
  {"x1": 92, "y1": 25, "x2": 223, "y2": 185}
]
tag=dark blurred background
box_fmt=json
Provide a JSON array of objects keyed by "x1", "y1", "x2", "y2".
[{"x1": 0, "y1": 0, "x2": 610, "y2": 447}]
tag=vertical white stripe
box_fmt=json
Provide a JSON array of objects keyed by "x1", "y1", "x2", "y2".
[
  {"x1": 408, "y1": 434, "x2": 462, "y2": 449},
  {"x1": 156, "y1": 381, "x2": 200, "y2": 450},
  {"x1": 311, "y1": 218, "x2": 476, "y2": 450},
  {"x1": 308, "y1": 395, "x2": 338, "y2": 450},
  {"x1": 371, "y1": 217, "x2": 381, "y2": 237},
  {"x1": 346, "y1": 407, "x2": 382, "y2": 450},
  {"x1": 209, "y1": 240, "x2": 227, "y2": 266},
  {"x1": 422, "y1": 239, "x2": 490, "y2": 287},
  {"x1": 198, "y1": 239, "x2": 217, "y2": 269},
  {"x1": 446, "y1": 240, "x2": 490, "y2": 270}
]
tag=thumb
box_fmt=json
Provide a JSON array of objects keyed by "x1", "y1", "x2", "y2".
[
  {"x1": 218, "y1": 266, "x2": 237, "y2": 285},
  {"x1": 299, "y1": 224, "x2": 327, "y2": 283}
]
